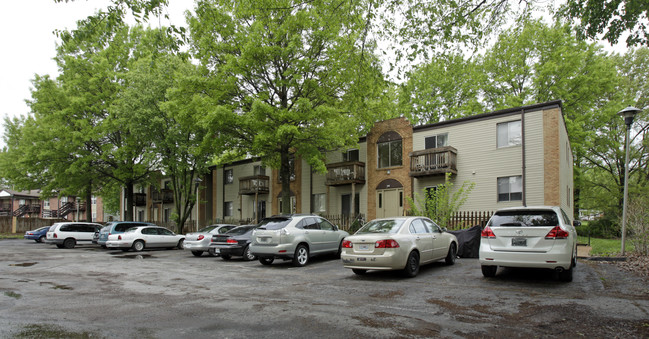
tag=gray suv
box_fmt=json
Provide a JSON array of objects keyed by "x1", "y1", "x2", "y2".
[{"x1": 250, "y1": 215, "x2": 349, "y2": 267}]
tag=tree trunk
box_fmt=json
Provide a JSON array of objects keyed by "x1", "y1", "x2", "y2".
[
  {"x1": 124, "y1": 182, "x2": 134, "y2": 221},
  {"x1": 280, "y1": 149, "x2": 292, "y2": 214},
  {"x1": 85, "y1": 184, "x2": 92, "y2": 222}
]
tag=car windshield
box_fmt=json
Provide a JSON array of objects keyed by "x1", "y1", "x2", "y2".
[
  {"x1": 257, "y1": 218, "x2": 290, "y2": 230},
  {"x1": 227, "y1": 226, "x2": 256, "y2": 235},
  {"x1": 489, "y1": 210, "x2": 559, "y2": 227},
  {"x1": 198, "y1": 225, "x2": 217, "y2": 233},
  {"x1": 356, "y1": 219, "x2": 405, "y2": 234}
]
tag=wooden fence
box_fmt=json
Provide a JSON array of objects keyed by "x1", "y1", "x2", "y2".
[
  {"x1": 0, "y1": 217, "x2": 68, "y2": 234},
  {"x1": 447, "y1": 211, "x2": 493, "y2": 230}
]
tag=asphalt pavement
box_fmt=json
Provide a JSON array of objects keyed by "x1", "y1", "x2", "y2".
[{"x1": 1, "y1": 239, "x2": 648, "y2": 338}]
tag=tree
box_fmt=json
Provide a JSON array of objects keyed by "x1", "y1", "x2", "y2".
[
  {"x1": 398, "y1": 53, "x2": 484, "y2": 124},
  {"x1": 407, "y1": 173, "x2": 475, "y2": 229},
  {"x1": 189, "y1": 0, "x2": 386, "y2": 214}
]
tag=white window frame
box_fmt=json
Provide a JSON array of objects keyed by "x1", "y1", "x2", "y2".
[
  {"x1": 497, "y1": 176, "x2": 522, "y2": 202},
  {"x1": 497, "y1": 120, "x2": 522, "y2": 148}
]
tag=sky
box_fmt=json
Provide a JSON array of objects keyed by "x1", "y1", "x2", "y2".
[{"x1": 0, "y1": 0, "x2": 195, "y2": 147}]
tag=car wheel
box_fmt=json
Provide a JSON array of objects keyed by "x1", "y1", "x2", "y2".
[
  {"x1": 352, "y1": 269, "x2": 367, "y2": 275},
  {"x1": 191, "y1": 251, "x2": 203, "y2": 257},
  {"x1": 208, "y1": 248, "x2": 218, "y2": 257},
  {"x1": 56, "y1": 244, "x2": 64, "y2": 249},
  {"x1": 558, "y1": 266, "x2": 574, "y2": 282},
  {"x1": 132, "y1": 240, "x2": 145, "y2": 252},
  {"x1": 292, "y1": 244, "x2": 309, "y2": 267},
  {"x1": 335, "y1": 240, "x2": 342, "y2": 259},
  {"x1": 481, "y1": 265, "x2": 497, "y2": 277},
  {"x1": 38, "y1": 236, "x2": 45, "y2": 243},
  {"x1": 403, "y1": 251, "x2": 420, "y2": 278},
  {"x1": 63, "y1": 238, "x2": 76, "y2": 249},
  {"x1": 445, "y1": 243, "x2": 457, "y2": 265},
  {"x1": 177, "y1": 239, "x2": 184, "y2": 250},
  {"x1": 101, "y1": 245, "x2": 107, "y2": 249},
  {"x1": 243, "y1": 245, "x2": 256, "y2": 261},
  {"x1": 259, "y1": 257, "x2": 274, "y2": 265},
  {"x1": 221, "y1": 254, "x2": 232, "y2": 260}
]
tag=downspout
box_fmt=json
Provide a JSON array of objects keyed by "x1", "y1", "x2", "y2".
[
  {"x1": 309, "y1": 164, "x2": 313, "y2": 214},
  {"x1": 222, "y1": 167, "x2": 226, "y2": 221},
  {"x1": 521, "y1": 109, "x2": 526, "y2": 207}
]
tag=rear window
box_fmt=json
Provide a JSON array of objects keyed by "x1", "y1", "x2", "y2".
[
  {"x1": 356, "y1": 219, "x2": 405, "y2": 234},
  {"x1": 115, "y1": 223, "x2": 141, "y2": 232},
  {"x1": 257, "y1": 218, "x2": 291, "y2": 230},
  {"x1": 198, "y1": 225, "x2": 218, "y2": 233},
  {"x1": 227, "y1": 226, "x2": 257, "y2": 235},
  {"x1": 489, "y1": 210, "x2": 559, "y2": 227}
]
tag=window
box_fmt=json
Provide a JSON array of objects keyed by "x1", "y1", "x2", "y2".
[
  {"x1": 61, "y1": 197, "x2": 68, "y2": 203},
  {"x1": 164, "y1": 208, "x2": 171, "y2": 222},
  {"x1": 497, "y1": 120, "x2": 522, "y2": 148},
  {"x1": 425, "y1": 134, "x2": 448, "y2": 149},
  {"x1": 342, "y1": 149, "x2": 359, "y2": 162},
  {"x1": 91, "y1": 196, "x2": 97, "y2": 205},
  {"x1": 278, "y1": 196, "x2": 296, "y2": 213},
  {"x1": 19, "y1": 199, "x2": 25, "y2": 206},
  {"x1": 497, "y1": 176, "x2": 522, "y2": 202},
  {"x1": 224, "y1": 169, "x2": 233, "y2": 184},
  {"x1": 311, "y1": 193, "x2": 326, "y2": 213},
  {"x1": 92, "y1": 212, "x2": 97, "y2": 222},
  {"x1": 318, "y1": 219, "x2": 335, "y2": 231},
  {"x1": 163, "y1": 181, "x2": 171, "y2": 189},
  {"x1": 409, "y1": 219, "x2": 428, "y2": 234},
  {"x1": 224, "y1": 201, "x2": 233, "y2": 217},
  {"x1": 43, "y1": 200, "x2": 50, "y2": 209},
  {"x1": 378, "y1": 140, "x2": 402, "y2": 168},
  {"x1": 254, "y1": 165, "x2": 266, "y2": 176}
]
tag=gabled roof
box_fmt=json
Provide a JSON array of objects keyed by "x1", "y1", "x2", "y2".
[{"x1": 0, "y1": 189, "x2": 41, "y2": 199}]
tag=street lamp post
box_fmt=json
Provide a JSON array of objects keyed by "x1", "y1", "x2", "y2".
[
  {"x1": 194, "y1": 177, "x2": 202, "y2": 232},
  {"x1": 618, "y1": 106, "x2": 641, "y2": 256}
]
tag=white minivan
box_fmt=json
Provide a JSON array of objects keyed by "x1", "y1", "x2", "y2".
[{"x1": 46, "y1": 222, "x2": 103, "y2": 249}]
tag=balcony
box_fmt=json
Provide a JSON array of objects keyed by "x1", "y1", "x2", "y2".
[
  {"x1": 134, "y1": 193, "x2": 147, "y2": 206},
  {"x1": 239, "y1": 175, "x2": 270, "y2": 195},
  {"x1": 326, "y1": 161, "x2": 366, "y2": 186},
  {"x1": 152, "y1": 189, "x2": 174, "y2": 204},
  {"x1": 409, "y1": 146, "x2": 458, "y2": 177}
]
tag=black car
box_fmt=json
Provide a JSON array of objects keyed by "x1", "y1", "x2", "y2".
[{"x1": 209, "y1": 225, "x2": 258, "y2": 261}]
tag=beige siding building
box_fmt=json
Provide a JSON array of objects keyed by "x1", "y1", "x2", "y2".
[{"x1": 125, "y1": 100, "x2": 575, "y2": 227}]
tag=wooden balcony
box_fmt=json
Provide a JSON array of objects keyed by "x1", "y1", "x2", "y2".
[
  {"x1": 134, "y1": 193, "x2": 147, "y2": 206},
  {"x1": 409, "y1": 146, "x2": 458, "y2": 177},
  {"x1": 326, "y1": 161, "x2": 366, "y2": 186},
  {"x1": 152, "y1": 189, "x2": 174, "y2": 204},
  {"x1": 239, "y1": 175, "x2": 270, "y2": 195}
]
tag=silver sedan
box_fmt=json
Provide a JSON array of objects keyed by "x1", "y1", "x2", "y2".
[
  {"x1": 184, "y1": 224, "x2": 237, "y2": 257},
  {"x1": 106, "y1": 226, "x2": 185, "y2": 252},
  {"x1": 341, "y1": 217, "x2": 458, "y2": 277}
]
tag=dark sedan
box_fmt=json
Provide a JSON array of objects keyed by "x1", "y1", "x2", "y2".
[
  {"x1": 24, "y1": 226, "x2": 50, "y2": 243},
  {"x1": 209, "y1": 225, "x2": 258, "y2": 261}
]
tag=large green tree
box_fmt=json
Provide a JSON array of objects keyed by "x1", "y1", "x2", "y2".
[{"x1": 189, "y1": 0, "x2": 386, "y2": 214}]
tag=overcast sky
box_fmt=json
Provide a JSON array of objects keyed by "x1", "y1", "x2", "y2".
[{"x1": 0, "y1": 0, "x2": 194, "y2": 147}]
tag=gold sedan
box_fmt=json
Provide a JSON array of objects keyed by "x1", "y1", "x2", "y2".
[{"x1": 341, "y1": 217, "x2": 458, "y2": 277}]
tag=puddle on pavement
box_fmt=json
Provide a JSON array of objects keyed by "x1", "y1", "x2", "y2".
[
  {"x1": 39, "y1": 282, "x2": 74, "y2": 290},
  {"x1": 9, "y1": 262, "x2": 38, "y2": 267}
]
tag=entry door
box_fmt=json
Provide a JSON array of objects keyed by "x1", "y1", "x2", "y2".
[
  {"x1": 256, "y1": 200, "x2": 266, "y2": 223},
  {"x1": 376, "y1": 188, "x2": 403, "y2": 218}
]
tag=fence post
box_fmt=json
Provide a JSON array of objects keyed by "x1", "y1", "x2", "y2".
[{"x1": 12, "y1": 216, "x2": 17, "y2": 234}]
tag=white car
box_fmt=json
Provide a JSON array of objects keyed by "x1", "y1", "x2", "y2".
[
  {"x1": 106, "y1": 226, "x2": 185, "y2": 252},
  {"x1": 184, "y1": 224, "x2": 237, "y2": 256},
  {"x1": 250, "y1": 215, "x2": 349, "y2": 267},
  {"x1": 341, "y1": 217, "x2": 458, "y2": 277},
  {"x1": 479, "y1": 206, "x2": 579, "y2": 282},
  {"x1": 46, "y1": 222, "x2": 104, "y2": 249}
]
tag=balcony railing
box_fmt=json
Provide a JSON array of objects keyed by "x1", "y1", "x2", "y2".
[
  {"x1": 409, "y1": 146, "x2": 458, "y2": 177},
  {"x1": 152, "y1": 189, "x2": 174, "y2": 204},
  {"x1": 325, "y1": 161, "x2": 366, "y2": 186},
  {"x1": 134, "y1": 193, "x2": 147, "y2": 206},
  {"x1": 239, "y1": 175, "x2": 270, "y2": 195}
]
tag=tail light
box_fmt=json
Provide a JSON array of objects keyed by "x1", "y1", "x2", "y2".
[
  {"x1": 28, "y1": 232, "x2": 34, "y2": 235},
  {"x1": 211, "y1": 237, "x2": 217, "y2": 243},
  {"x1": 53, "y1": 233, "x2": 58, "y2": 238},
  {"x1": 481, "y1": 226, "x2": 496, "y2": 238},
  {"x1": 197, "y1": 235, "x2": 204, "y2": 241},
  {"x1": 545, "y1": 226, "x2": 569, "y2": 239},
  {"x1": 226, "y1": 238, "x2": 238, "y2": 244},
  {"x1": 342, "y1": 240, "x2": 353, "y2": 248},
  {"x1": 118, "y1": 235, "x2": 122, "y2": 240},
  {"x1": 375, "y1": 239, "x2": 399, "y2": 248}
]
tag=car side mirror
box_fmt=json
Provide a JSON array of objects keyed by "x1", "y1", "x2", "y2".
[{"x1": 573, "y1": 220, "x2": 581, "y2": 227}]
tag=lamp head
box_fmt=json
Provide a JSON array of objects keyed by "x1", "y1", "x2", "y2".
[{"x1": 618, "y1": 106, "x2": 641, "y2": 126}]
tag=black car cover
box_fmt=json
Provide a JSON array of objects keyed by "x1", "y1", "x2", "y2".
[{"x1": 448, "y1": 225, "x2": 482, "y2": 258}]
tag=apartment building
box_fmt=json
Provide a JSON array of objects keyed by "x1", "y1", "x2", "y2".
[
  {"x1": 126, "y1": 100, "x2": 574, "y2": 227},
  {"x1": 0, "y1": 188, "x2": 106, "y2": 222}
]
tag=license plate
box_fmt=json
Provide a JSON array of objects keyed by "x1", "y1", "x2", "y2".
[
  {"x1": 512, "y1": 238, "x2": 527, "y2": 246},
  {"x1": 356, "y1": 257, "x2": 366, "y2": 261},
  {"x1": 359, "y1": 244, "x2": 370, "y2": 251}
]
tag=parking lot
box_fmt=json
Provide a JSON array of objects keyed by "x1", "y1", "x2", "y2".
[{"x1": 1, "y1": 239, "x2": 648, "y2": 338}]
